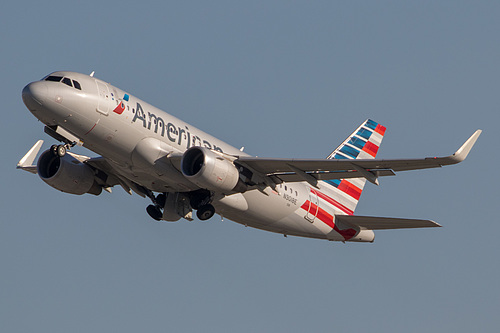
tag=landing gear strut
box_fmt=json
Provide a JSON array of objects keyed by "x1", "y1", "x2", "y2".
[
  {"x1": 189, "y1": 189, "x2": 216, "y2": 221},
  {"x1": 189, "y1": 189, "x2": 212, "y2": 210}
]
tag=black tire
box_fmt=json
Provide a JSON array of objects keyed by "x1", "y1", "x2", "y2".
[
  {"x1": 156, "y1": 193, "x2": 166, "y2": 208},
  {"x1": 51, "y1": 145, "x2": 58, "y2": 156},
  {"x1": 197, "y1": 204, "x2": 215, "y2": 221},
  {"x1": 56, "y1": 145, "x2": 66, "y2": 157},
  {"x1": 146, "y1": 204, "x2": 163, "y2": 221}
]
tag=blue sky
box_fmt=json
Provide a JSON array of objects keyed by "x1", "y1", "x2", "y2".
[{"x1": 1, "y1": 1, "x2": 498, "y2": 332}]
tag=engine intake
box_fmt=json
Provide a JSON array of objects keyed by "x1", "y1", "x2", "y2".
[
  {"x1": 181, "y1": 147, "x2": 246, "y2": 193},
  {"x1": 37, "y1": 150, "x2": 102, "y2": 195}
]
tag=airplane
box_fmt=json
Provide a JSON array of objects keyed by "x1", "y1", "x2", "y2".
[{"x1": 18, "y1": 71, "x2": 481, "y2": 243}]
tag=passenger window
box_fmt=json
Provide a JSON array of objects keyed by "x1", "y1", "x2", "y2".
[
  {"x1": 73, "y1": 80, "x2": 82, "y2": 90},
  {"x1": 62, "y1": 77, "x2": 73, "y2": 87},
  {"x1": 45, "y1": 76, "x2": 63, "y2": 82}
]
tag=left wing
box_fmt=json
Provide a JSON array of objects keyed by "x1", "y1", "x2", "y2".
[
  {"x1": 17, "y1": 140, "x2": 144, "y2": 196},
  {"x1": 236, "y1": 130, "x2": 481, "y2": 185},
  {"x1": 16, "y1": 140, "x2": 44, "y2": 174}
]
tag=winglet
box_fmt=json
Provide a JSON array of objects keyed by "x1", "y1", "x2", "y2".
[
  {"x1": 17, "y1": 140, "x2": 44, "y2": 174},
  {"x1": 448, "y1": 130, "x2": 482, "y2": 164}
]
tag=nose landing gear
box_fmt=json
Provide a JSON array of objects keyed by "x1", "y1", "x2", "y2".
[{"x1": 50, "y1": 142, "x2": 76, "y2": 157}]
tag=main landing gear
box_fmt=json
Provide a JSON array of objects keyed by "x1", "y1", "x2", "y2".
[
  {"x1": 145, "y1": 190, "x2": 216, "y2": 222},
  {"x1": 146, "y1": 193, "x2": 166, "y2": 221},
  {"x1": 196, "y1": 204, "x2": 215, "y2": 221},
  {"x1": 189, "y1": 189, "x2": 215, "y2": 221}
]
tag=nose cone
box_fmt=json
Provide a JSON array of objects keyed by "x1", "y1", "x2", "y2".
[{"x1": 22, "y1": 81, "x2": 47, "y2": 110}]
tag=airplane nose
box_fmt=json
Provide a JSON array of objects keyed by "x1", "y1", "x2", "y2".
[{"x1": 22, "y1": 81, "x2": 47, "y2": 110}]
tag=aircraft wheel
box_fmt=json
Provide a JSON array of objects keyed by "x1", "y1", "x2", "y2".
[
  {"x1": 197, "y1": 204, "x2": 215, "y2": 221},
  {"x1": 156, "y1": 193, "x2": 166, "y2": 208},
  {"x1": 51, "y1": 145, "x2": 58, "y2": 156},
  {"x1": 146, "y1": 204, "x2": 162, "y2": 221},
  {"x1": 56, "y1": 145, "x2": 66, "y2": 157}
]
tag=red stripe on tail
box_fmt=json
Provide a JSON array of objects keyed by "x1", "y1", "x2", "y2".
[
  {"x1": 314, "y1": 190, "x2": 354, "y2": 216},
  {"x1": 375, "y1": 124, "x2": 386, "y2": 135},
  {"x1": 362, "y1": 141, "x2": 379, "y2": 157},
  {"x1": 338, "y1": 180, "x2": 362, "y2": 200}
]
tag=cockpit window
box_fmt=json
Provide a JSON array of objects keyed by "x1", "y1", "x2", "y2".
[
  {"x1": 45, "y1": 76, "x2": 63, "y2": 82},
  {"x1": 62, "y1": 77, "x2": 73, "y2": 87},
  {"x1": 44, "y1": 75, "x2": 82, "y2": 90}
]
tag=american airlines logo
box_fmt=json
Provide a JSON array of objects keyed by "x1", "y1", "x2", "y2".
[
  {"x1": 113, "y1": 93, "x2": 129, "y2": 115},
  {"x1": 131, "y1": 102, "x2": 224, "y2": 152}
]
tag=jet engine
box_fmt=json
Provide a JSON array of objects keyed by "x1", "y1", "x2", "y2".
[
  {"x1": 181, "y1": 147, "x2": 246, "y2": 193},
  {"x1": 37, "y1": 150, "x2": 102, "y2": 195}
]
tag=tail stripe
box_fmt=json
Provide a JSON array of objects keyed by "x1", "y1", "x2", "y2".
[
  {"x1": 348, "y1": 137, "x2": 367, "y2": 150},
  {"x1": 356, "y1": 128, "x2": 373, "y2": 140},
  {"x1": 331, "y1": 121, "x2": 385, "y2": 160},
  {"x1": 375, "y1": 124, "x2": 386, "y2": 136},
  {"x1": 365, "y1": 119, "x2": 379, "y2": 130},
  {"x1": 362, "y1": 141, "x2": 379, "y2": 157},
  {"x1": 324, "y1": 179, "x2": 362, "y2": 200},
  {"x1": 315, "y1": 190, "x2": 354, "y2": 215},
  {"x1": 319, "y1": 119, "x2": 386, "y2": 216},
  {"x1": 339, "y1": 145, "x2": 361, "y2": 159}
]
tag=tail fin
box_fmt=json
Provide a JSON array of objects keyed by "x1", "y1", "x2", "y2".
[{"x1": 322, "y1": 119, "x2": 386, "y2": 214}]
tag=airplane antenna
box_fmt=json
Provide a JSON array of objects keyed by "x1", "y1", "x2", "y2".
[
  {"x1": 90, "y1": 71, "x2": 95, "y2": 77},
  {"x1": 240, "y1": 146, "x2": 245, "y2": 151}
]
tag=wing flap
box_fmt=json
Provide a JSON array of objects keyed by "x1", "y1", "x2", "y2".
[
  {"x1": 271, "y1": 169, "x2": 395, "y2": 182},
  {"x1": 336, "y1": 215, "x2": 442, "y2": 230}
]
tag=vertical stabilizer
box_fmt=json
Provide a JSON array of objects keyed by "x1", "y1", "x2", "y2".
[{"x1": 322, "y1": 119, "x2": 386, "y2": 215}]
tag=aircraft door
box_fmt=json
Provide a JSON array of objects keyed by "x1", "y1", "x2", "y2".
[
  {"x1": 96, "y1": 81, "x2": 110, "y2": 115},
  {"x1": 305, "y1": 189, "x2": 319, "y2": 223}
]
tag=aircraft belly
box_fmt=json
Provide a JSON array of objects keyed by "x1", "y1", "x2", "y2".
[
  {"x1": 217, "y1": 187, "x2": 332, "y2": 240},
  {"x1": 106, "y1": 162, "x2": 197, "y2": 193}
]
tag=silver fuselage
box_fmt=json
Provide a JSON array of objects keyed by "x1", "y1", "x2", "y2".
[{"x1": 22, "y1": 71, "x2": 343, "y2": 240}]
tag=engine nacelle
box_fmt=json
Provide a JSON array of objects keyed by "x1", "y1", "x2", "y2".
[
  {"x1": 181, "y1": 147, "x2": 245, "y2": 193},
  {"x1": 37, "y1": 150, "x2": 102, "y2": 195}
]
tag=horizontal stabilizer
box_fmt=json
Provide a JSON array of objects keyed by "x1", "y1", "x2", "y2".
[{"x1": 335, "y1": 215, "x2": 441, "y2": 230}]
